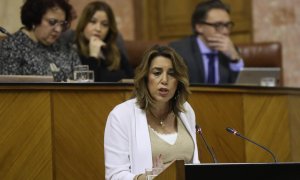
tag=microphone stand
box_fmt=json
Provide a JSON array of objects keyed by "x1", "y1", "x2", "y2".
[
  {"x1": 226, "y1": 127, "x2": 277, "y2": 163},
  {"x1": 196, "y1": 125, "x2": 218, "y2": 163},
  {"x1": 0, "y1": 26, "x2": 12, "y2": 36}
]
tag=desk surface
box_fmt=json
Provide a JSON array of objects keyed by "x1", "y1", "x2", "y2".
[{"x1": 0, "y1": 82, "x2": 300, "y2": 93}]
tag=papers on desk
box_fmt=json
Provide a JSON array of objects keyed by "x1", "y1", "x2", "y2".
[
  {"x1": 118, "y1": 78, "x2": 134, "y2": 84},
  {"x1": 0, "y1": 75, "x2": 54, "y2": 83}
]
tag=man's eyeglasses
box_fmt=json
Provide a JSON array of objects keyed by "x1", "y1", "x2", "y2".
[
  {"x1": 44, "y1": 18, "x2": 70, "y2": 31},
  {"x1": 200, "y1": 21, "x2": 234, "y2": 31}
]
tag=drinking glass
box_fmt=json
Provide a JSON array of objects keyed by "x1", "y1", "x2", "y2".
[
  {"x1": 73, "y1": 65, "x2": 94, "y2": 82},
  {"x1": 260, "y1": 77, "x2": 276, "y2": 87}
]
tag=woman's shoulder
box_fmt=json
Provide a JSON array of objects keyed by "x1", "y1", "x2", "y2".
[
  {"x1": 108, "y1": 98, "x2": 139, "y2": 125},
  {"x1": 0, "y1": 30, "x2": 36, "y2": 56},
  {"x1": 1, "y1": 30, "x2": 27, "y2": 45},
  {"x1": 183, "y1": 101, "x2": 193, "y2": 111},
  {"x1": 111, "y1": 98, "x2": 137, "y2": 113},
  {"x1": 182, "y1": 101, "x2": 196, "y2": 119}
]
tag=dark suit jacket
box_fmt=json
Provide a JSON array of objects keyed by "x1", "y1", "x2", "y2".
[{"x1": 169, "y1": 35, "x2": 239, "y2": 84}]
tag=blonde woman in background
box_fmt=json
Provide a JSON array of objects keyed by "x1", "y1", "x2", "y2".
[{"x1": 75, "y1": 1, "x2": 134, "y2": 82}]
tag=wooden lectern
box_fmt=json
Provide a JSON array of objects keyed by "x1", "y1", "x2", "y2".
[{"x1": 154, "y1": 160, "x2": 185, "y2": 180}]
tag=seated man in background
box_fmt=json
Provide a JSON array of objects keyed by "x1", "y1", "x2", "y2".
[{"x1": 170, "y1": 0, "x2": 244, "y2": 84}]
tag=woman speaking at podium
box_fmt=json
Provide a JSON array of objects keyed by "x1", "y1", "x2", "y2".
[{"x1": 104, "y1": 45, "x2": 200, "y2": 180}]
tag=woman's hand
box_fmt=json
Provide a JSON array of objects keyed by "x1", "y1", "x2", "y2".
[
  {"x1": 89, "y1": 36, "x2": 106, "y2": 58},
  {"x1": 153, "y1": 154, "x2": 164, "y2": 169}
]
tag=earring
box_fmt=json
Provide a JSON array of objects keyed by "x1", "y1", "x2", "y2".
[{"x1": 174, "y1": 90, "x2": 179, "y2": 100}]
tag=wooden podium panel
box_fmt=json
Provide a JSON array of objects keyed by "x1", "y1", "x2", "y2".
[
  {"x1": 0, "y1": 91, "x2": 53, "y2": 180},
  {"x1": 188, "y1": 91, "x2": 245, "y2": 162},
  {"x1": 188, "y1": 86, "x2": 299, "y2": 163},
  {"x1": 154, "y1": 160, "x2": 185, "y2": 180},
  {"x1": 52, "y1": 90, "x2": 126, "y2": 179},
  {"x1": 243, "y1": 94, "x2": 290, "y2": 162},
  {"x1": 1, "y1": 83, "x2": 300, "y2": 179}
]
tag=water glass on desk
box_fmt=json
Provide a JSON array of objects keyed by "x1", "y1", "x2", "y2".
[
  {"x1": 260, "y1": 77, "x2": 276, "y2": 87},
  {"x1": 73, "y1": 65, "x2": 94, "y2": 82}
]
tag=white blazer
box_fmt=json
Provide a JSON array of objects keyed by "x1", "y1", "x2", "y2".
[{"x1": 104, "y1": 98, "x2": 200, "y2": 180}]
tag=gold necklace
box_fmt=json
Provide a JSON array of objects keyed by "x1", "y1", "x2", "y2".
[{"x1": 149, "y1": 109, "x2": 171, "y2": 127}]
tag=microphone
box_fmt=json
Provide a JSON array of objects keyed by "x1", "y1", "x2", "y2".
[
  {"x1": 0, "y1": 26, "x2": 12, "y2": 36},
  {"x1": 195, "y1": 124, "x2": 218, "y2": 163},
  {"x1": 226, "y1": 127, "x2": 277, "y2": 163}
]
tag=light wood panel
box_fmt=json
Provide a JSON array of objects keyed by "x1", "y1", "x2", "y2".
[
  {"x1": 155, "y1": 160, "x2": 185, "y2": 180},
  {"x1": 0, "y1": 0, "x2": 23, "y2": 34},
  {"x1": 288, "y1": 95, "x2": 300, "y2": 161},
  {"x1": 243, "y1": 95, "x2": 290, "y2": 162},
  {"x1": 0, "y1": 91, "x2": 52, "y2": 180},
  {"x1": 188, "y1": 92, "x2": 245, "y2": 163},
  {"x1": 136, "y1": 0, "x2": 252, "y2": 43},
  {"x1": 223, "y1": 0, "x2": 252, "y2": 43},
  {"x1": 52, "y1": 90, "x2": 126, "y2": 179}
]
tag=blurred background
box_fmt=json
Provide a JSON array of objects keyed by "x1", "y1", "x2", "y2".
[{"x1": 1, "y1": 0, "x2": 300, "y2": 87}]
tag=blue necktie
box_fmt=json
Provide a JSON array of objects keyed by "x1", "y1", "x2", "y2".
[{"x1": 206, "y1": 53, "x2": 216, "y2": 84}]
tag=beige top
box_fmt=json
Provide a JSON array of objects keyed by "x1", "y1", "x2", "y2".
[{"x1": 148, "y1": 118, "x2": 194, "y2": 165}]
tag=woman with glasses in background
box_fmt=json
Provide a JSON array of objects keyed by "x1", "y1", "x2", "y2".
[
  {"x1": 0, "y1": 0, "x2": 81, "y2": 82},
  {"x1": 74, "y1": 1, "x2": 134, "y2": 82},
  {"x1": 170, "y1": 0, "x2": 244, "y2": 85}
]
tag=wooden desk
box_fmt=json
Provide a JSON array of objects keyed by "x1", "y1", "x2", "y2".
[{"x1": 1, "y1": 83, "x2": 299, "y2": 179}]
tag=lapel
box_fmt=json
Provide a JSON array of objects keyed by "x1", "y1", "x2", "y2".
[
  {"x1": 189, "y1": 36, "x2": 205, "y2": 83},
  {"x1": 218, "y1": 53, "x2": 231, "y2": 83},
  {"x1": 179, "y1": 112, "x2": 192, "y2": 137},
  {"x1": 134, "y1": 105, "x2": 153, "y2": 169}
]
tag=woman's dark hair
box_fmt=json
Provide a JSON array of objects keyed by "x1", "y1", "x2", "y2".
[
  {"x1": 21, "y1": 0, "x2": 73, "y2": 30},
  {"x1": 191, "y1": 0, "x2": 230, "y2": 34},
  {"x1": 75, "y1": 1, "x2": 120, "y2": 71},
  {"x1": 134, "y1": 45, "x2": 190, "y2": 116}
]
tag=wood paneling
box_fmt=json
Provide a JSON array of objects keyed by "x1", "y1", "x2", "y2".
[
  {"x1": 188, "y1": 92, "x2": 244, "y2": 163},
  {"x1": 1, "y1": 84, "x2": 300, "y2": 179},
  {"x1": 0, "y1": 91, "x2": 52, "y2": 180},
  {"x1": 155, "y1": 160, "x2": 185, "y2": 180},
  {"x1": 288, "y1": 95, "x2": 300, "y2": 161},
  {"x1": 136, "y1": 0, "x2": 252, "y2": 44},
  {"x1": 52, "y1": 90, "x2": 125, "y2": 179},
  {"x1": 243, "y1": 95, "x2": 290, "y2": 162},
  {"x1": 0, "y1": 0, "x2": 23, "y2": 34}
]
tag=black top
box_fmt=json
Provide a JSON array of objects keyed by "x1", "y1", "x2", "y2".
[{"x1": 80, "y1": 52, "x2": 134, "y2": 82}]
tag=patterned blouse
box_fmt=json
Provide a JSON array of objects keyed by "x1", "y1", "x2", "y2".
[{"x1": 0, "y1": 30, "x2": 81, "y2": 82}]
